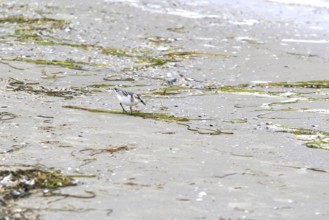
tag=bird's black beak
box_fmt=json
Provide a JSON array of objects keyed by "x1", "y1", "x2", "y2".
[{"x1": 138, "y1": 97, "x2": 146, "y2": 105}]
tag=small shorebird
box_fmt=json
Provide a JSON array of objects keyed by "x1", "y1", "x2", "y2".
[
  {"x1": 166, "y1": 73, "x2": 177, "y2": 87},
  {"x1": 110, "y1": 87, "x2": 146, "y2": 113}
]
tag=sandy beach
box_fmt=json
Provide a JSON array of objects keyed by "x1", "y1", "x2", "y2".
[{"x1": 1, "y1": 0, "x2": 329, "y2": 219}]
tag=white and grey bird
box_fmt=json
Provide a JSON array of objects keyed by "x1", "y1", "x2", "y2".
[
  {"x1": 167, "y1": 77, "x2": 177, "y2": 87},
  {"x1": 110, "y1": 87, "x2": 146, "y2": 113},
  {"x1": 166, "y1": 72, "x2": 177, "y2": 87}
]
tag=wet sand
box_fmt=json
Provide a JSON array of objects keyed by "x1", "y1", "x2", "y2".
[{"x1": 1, "y1": 0, "x2": 329, "y2": 219}]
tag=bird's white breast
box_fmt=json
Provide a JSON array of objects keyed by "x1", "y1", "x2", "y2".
[{"x1": 116, "y1": 94, "x2": 139, "y2": 106}]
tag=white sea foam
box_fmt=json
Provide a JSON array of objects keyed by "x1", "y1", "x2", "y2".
[
  {"x1": 128, "y1": 2, "x2": 221, "y2": 19},
  {"x1": 282, "y1": 39, "x2": 329, "y2": 43},
  {"x1": 299, "y1": 109, "x2": 329, "y2": 114},
  {"x1": 230, "y1": 19, "x2": 259, "y2": 26},
  {"x1": 268, "y1": 0, "x2": 329, "y2": 8}
]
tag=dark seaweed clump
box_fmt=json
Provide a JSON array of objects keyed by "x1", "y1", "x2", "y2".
[{"x1": 0, "y1": 169, "x2": 76, "y2": 220}]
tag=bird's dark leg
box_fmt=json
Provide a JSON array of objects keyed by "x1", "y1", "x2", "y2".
[
  {"x1": 120, "y1": 103, "x2": 127, "y2": 113},
  {"x1": 130, "y1": 106, "x2": 133, "y2": 114}
]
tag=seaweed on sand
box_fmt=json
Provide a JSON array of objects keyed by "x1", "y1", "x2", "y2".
[
  {"x1": 80, "y1": 145, "x2": 131, "y2": 156},
  {"x1": 238, "y1": 80, "x2": 329, "y2": 89},
  {"x1": 62, "y1": 106, "x2": 233, "y2": 135},
  {"x1": 149, "y1": 86, "x2": 190, "y2": 96},
  {"x1": 6, "y1": 78, "x2": 90, "y2": 98},
  {"x1": 268, "y1": 80, "x2": 329, "y2": 89},
  {"x1": 0, "y1": 16, "x2": 66, "y2": 29},
  {"x1": 62, "y1": 105, "x2": 190, "y2": 122},
  {"x1": 268, "y1": 124, "x2": 329, "y2": 150},
  {"x1": 4, "y1": 58, "x2": 87, "y2": 70},
  {"x1": 0, "y1": 169, "x2": 76, "y2": 202}
]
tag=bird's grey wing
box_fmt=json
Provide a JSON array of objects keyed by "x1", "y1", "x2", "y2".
[{"x1": 121, "y1": 90, "x2": 133, "y2": 97}]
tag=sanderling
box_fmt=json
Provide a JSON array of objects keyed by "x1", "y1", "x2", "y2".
[
  {"x1": 110, "y1": 87, "x2": 146, "y2": 113},
  {"x1": 166, "y1": 72, "x2": 177, "y2": 87},
  {"x1": 167, "y1": 77, "x2": 177, "y2": 86}
]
